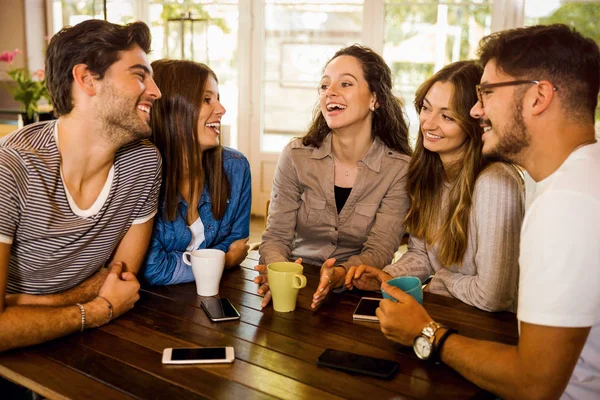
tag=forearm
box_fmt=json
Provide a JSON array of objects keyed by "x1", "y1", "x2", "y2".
[
  {"x1": 0, "y1": 297, "x2": 110, "y2": 352},
  {"x1": 441, "y1": 335, "x2": 532, "y2": 399},
  {"x1": 7, "y1": 267, "x2": 109, "y2": 307},
  {"x1": 258, "y1": 243, "x2": 291, "y2": 265}
]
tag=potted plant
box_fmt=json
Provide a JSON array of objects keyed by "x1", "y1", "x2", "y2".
[{"x1": 0, "y1": 49, "x2": 51, "y2": 125}]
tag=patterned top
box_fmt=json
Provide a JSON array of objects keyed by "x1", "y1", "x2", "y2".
[
  {"x1": 383, "y1": 162, "x2": 524, "y2": 312},
  {"x1": 0, "y1": 121, "x2": 162, "y2": 294}
]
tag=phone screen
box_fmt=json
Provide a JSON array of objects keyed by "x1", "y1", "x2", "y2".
[
  {"x1": 171, "y1": 347, "x2": 226, "y2": 361},
  {"x1": 354, "y1": 298, "x2": 380, "y2": 317},
  {"x1": 201, "y1": 298, "x2": 240, "y2": 320},
  {"x1": 317, "y1": 349, "x2": 398, "y2": 379}
]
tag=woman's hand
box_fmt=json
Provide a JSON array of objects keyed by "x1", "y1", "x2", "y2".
[
  {"x1": 344, "y1": 264, "x2": 392, "y2": 291},
  {"x1": 225, "y1": 238, "x2": 250, "y2": 268},
  {"x1": 253, "y1": 258, "x2": 302, "y2": 308},
  {"x1": 311, "y1": 258, "x2": 346, "y2": 310}
]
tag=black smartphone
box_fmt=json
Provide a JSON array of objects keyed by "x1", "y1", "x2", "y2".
[
  {"x1": 352, "y1": 297, "x2": 381, "y2": 322},
  {"x1": 201, "y1": 298, "x2": 241, "y2": 322},
  {"x1": 316, "y1": 349, "x2": 398, "y2": 379}
]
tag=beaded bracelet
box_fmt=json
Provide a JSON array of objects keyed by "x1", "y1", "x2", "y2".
[
  {"x1": 97, "y1": 295, "x2": 113, "y2": 324},
  {"x1": 75, "y1": 303, "x2": 86, "y2": 332}
]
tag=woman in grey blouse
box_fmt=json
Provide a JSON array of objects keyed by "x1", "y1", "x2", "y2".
[
  {"x1": 345, "y1": 60, "x2": 524, "y2": 312},
  {"x1": 255, "y1": 45, "x2": 412, "y2": 309}
]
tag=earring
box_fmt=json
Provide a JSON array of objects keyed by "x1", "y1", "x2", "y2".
[{"x1": 370, "y1": 106, "x2": 375, "y2": 112}]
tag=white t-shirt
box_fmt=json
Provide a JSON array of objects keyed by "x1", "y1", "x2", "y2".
[
  {"x1": 186, "y1": 217, "x2": 206, "y2": 251},
  {"x1": 518, "y1": 141, "x2": 600, "y2": 399}
]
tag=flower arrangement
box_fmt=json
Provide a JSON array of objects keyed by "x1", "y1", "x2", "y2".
[{"x1": 0, "y1": 49, "x2": 50, "y2": 121}]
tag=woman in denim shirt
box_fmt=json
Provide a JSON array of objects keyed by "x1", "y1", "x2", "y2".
[{"x1": 142, "y1": 60, "x2": 251, "y2": 286}]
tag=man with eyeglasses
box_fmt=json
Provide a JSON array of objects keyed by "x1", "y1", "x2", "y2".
[{"x1": 376, "y1": 24, "x2": 600, "y2": 399}]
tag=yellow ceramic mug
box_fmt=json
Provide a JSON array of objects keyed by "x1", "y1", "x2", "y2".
[{"x1": 267, "y1": 262, "x2": 307, "y2": 312}]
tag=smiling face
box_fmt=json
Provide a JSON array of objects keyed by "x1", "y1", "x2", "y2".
[
  {"x1": 95, "y1": 45, "x2": 161, "y2": 144},
  {"x1": 470, "y1": 60, "x2": 530, "y2": 163},
  {"x1": 196, "y1": 75, "x2": 226, "y2": 152},
  {"x1": 419, "y1": 81, "x2": 468, "y2": 166},
  {"x1": 318, "y1": 55, "x2": 376, "y2": 134}
]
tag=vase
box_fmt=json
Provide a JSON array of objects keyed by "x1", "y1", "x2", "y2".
[
  {"x1": 18, "y1": 112, "x2": 37, "y2": 127},
  {"x1": 37, "y1": 111, "x2": 56, "y2": 122}
]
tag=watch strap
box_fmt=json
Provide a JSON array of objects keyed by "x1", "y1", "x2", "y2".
[{"x1": 432, "y1": 328, "x2": 458, "y2": 363}]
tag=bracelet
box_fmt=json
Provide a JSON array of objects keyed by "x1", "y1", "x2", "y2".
[
  {"x1": 433, "y1": 328, "x2": 458, "y2": 363},
  {"x1": 97, "y1": 295, "x2": 114, "y2": 324},
  {"x1": 75, "y1": 303, "x2": 86, "y2": 332}
]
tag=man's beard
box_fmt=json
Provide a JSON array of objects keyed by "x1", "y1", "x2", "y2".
[
  {"x1": 98, "y1": 83, "x2": 151, "y2": 146},
  {"x1": 483, "y1": 95, "x2": 530, "y2": 164}
]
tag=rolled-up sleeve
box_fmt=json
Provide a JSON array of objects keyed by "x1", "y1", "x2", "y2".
[
  {"x1": 259, "y1": 143, "x2": 301, "y2": 265},
  {"x1": 382, "y1": 234, "x2": 433, "y2": 281}
]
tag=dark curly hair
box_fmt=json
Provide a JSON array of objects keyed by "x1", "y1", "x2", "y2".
[
  {"x1": 302, "y1": 44, "x2": 411, "y2": 156},
  {"x1": 46, "y1": 19, "x2": 152, "y2": 117}
]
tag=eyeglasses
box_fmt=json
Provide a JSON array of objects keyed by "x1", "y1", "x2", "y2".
[{"x1": 475, "y1": 80, "x2": 558, "y2": 107}]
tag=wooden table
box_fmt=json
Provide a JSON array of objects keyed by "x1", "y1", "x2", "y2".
[{"x1": 0, "y1": 251, "x2": 518, "y2": 399}]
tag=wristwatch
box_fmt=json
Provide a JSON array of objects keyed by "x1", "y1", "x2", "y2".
[{"x1": 413, "y1": 321, "x2": 444, "y2": 360}]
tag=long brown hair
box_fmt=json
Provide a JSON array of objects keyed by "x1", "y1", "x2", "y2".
[
  {"x1": 302, "y1": 44, "x2": 411, "y2": 156},
  {"x1": 404, "y1": 60, "x2": 485, "y2": 266},
  {"x1": 150, "y1": 59, "x2": 230, "y2": 222}
]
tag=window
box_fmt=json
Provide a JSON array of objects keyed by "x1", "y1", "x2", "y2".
[
  {"x1": 261, "y1": 0, "x2": 364, "y2": 152},
  {"x1": 383, "y1": 0, "x2": 493, "y2": 142},
  {"x1": 51, "y1": 0, "x2": 137, "y2": 31}
]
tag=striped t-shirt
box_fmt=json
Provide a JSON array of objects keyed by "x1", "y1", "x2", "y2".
[{"x1": 0, "y1": 120, "x2": 162, "y2": 294}]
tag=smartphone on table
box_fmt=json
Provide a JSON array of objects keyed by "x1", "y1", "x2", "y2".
[
  {"x1": 316, "y1": 349, "x2": 398, "y2": 379},
  {"x1": 201, "y1": 297, "x2": 241, "y2": 322},
  {"x1": 162, "y1": 347, "x2": 235, "y2": 364},
  {"x1": 352, "y1": 297, "x2": 382, "y2": 322}
]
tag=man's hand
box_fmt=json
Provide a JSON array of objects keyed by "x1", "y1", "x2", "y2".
[
  {"x1": 225, "y1": 238, "x2": 250, "y2": 268},
  {"x1": 344, "y1": 264, "x2": 392, "y2": 291},
  {"x1": 376, "y1": 281, "x2": 432, "y2": 346},
  {"x1": 254, "y1": 258, "x2": 302, "y2": 308},
  {"x1": 311, "y1": 258, "x2": 345, "y2": 310},
  {"x1": 92, "y1": 261, "x2": 140, "y2": 325}
]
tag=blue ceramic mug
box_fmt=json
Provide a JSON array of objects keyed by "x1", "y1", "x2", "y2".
[{"x1": 381, "y1": 276, "x2": 423, "y2": 304}]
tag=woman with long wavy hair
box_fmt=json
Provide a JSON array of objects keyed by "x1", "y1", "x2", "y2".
[
  {"x1": 142, "y1": 60, "x2": 251, "y2": 286},
  {"x1": 345, "y1": 60, "x2": 524, "y2": 312},
  {"x1": 255, "y1": 44, "x2": 412, "y2": 309}
]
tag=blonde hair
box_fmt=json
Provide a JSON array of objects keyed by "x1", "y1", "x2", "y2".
[{"x1": 404, "y1": 60, "x2": 485, "y2": 266}]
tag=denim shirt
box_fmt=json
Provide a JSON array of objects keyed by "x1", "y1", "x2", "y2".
[{"x1": 142, "y1": 147, "x2": 251, "y2": 286}]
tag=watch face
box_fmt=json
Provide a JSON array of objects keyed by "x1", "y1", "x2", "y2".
[{"x1": 414, "y1": 336, "x2": 432, "y2": 359}]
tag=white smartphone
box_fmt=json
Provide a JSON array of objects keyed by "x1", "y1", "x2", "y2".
[
  {"x1": 161, "y1": 347, "x2": 235, "y2": 365},
  {"x1": 352, "y1": 297, "x2": 382, "y2": 322}
]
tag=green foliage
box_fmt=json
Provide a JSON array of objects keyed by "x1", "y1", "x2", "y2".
[
  {"x1": 537, "y1": 3, "x2": 600, "y2": 121},
  {"x1": 538, "y1": 3, "x2": 600, "y2": 45},
  {"x1": 5, "y1": 68, "x2": 47, "y2": 119}
]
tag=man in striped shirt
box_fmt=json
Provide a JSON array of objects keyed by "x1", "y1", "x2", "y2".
[{"x1": 0, "y1": 19, "x2": 162, "y2": 351}]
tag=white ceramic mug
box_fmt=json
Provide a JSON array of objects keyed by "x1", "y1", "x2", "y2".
[{"x1": 182, "y1": 249, "x2": 226, "y2": 296}]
